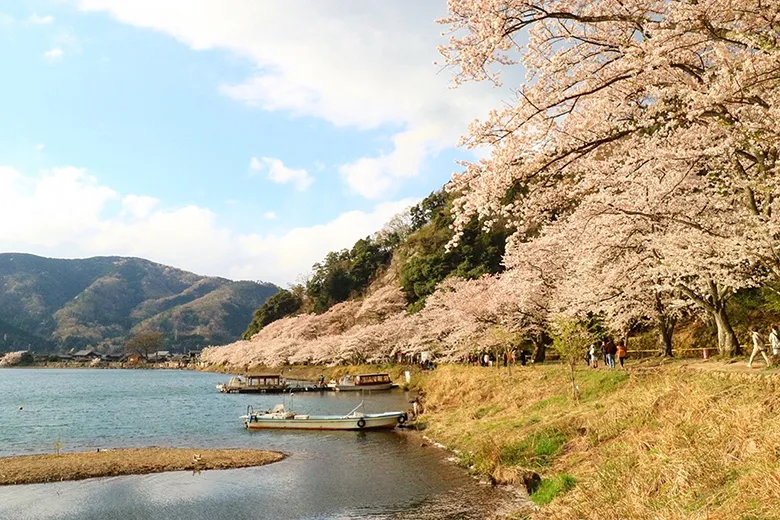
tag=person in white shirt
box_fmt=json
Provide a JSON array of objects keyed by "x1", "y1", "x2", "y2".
[
  {"x1": 747, "y1": 327, "x2": 772, "y2": 368},
  {"x1": 589, "y1": 343, "x2": 599, "y2": 369},
  {"x1": 769, "y1": 325, "x2": 780, "y2": 357}
]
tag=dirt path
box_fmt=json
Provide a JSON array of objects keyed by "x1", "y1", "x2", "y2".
[{"x1": 622, "y1": 356, "x2": 780, "y2": 380}]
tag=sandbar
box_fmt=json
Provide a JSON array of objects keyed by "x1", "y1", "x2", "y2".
[{"x1": 0, "y1": 447, "x2": 285, "y2": 486}]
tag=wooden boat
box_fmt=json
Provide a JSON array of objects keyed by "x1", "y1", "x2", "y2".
[
  {"x1": 327, "y1": 372, "x2": 396, "y2": 392},
  {"x1": 217, "y1": 374, "x2": 288, "y2": 394},
  {"x1": 242, "y1": 402, "x2": 407, "y2": 431}
]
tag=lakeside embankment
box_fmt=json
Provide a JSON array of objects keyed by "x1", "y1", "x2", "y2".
[
  {"x1": 414, "y1": 361, "x2": 780, "y2": 520},
  {"x1": 0, "y1": 448, "x2": 285, "y2": 486}
]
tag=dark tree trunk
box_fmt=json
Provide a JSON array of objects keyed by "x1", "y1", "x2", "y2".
[
  {"x1": 658, "y1": 317, "x2": 676, "y2": 357},
  {"x1": 532, "y1": 336, "x2": 547, "y2": 363}
]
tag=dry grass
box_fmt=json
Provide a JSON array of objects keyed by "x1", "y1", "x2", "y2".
[
  {"x1": 419, "y1": 363, "x2": 780, "y2": 519},
  {"x1": 0, "y1": 448, "x2": 285, "y2": 486}
]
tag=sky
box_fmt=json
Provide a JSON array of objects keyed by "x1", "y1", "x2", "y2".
[{"x1": 0, "y1": 1, "x2": 508, "y2": 286}]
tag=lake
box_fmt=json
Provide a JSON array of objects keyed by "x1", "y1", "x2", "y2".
[{"x1": 0, "y1": 368, "x2": 515, "y2": 519}]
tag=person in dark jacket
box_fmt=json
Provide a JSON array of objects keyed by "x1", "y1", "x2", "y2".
[{"x1": 605, "y1": 338, "x2": 618, "y2": 369}]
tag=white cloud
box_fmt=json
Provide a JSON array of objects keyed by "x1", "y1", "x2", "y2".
[
  {"x1": 0, "y1": 165, "x2": 414, "y2": 285},
  {"x1": 44, "y1": 48, "x2": 64, "y2": 61},
  {"x1": 121, "y1": 194, "x2": 159, "y2": 218},
  {"x1": 249, "y1": 156, "x2": 313, "y2": 191},
  {"x1": 339, "y1": 123, "x2": 442, "y2": 199},
  {"x1": 35, "y1": 143, "x2": 45, "y2": 151},
  {"x1": 72, "y1": 1, "x2": 506, "y2": 198},
  {"x1": 0, "y1": 166, "x2": 117, "y2": 247},
  {"x1": 248, "y1": 157, "x2": 262, "y2": 173},
  {"x1": 235, "y1": 198, "x2": 415, "y2": 283},
  {"x1": 29, "y1": 14, "x2": 54, "y2": 25},
  {"x1": 263, "y1": 211, "x2": 277, "y2": 220}
]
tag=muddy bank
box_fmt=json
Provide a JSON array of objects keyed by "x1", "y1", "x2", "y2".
[{"x1": 0, "y1": 447, "x2": 285, "y2": 486}]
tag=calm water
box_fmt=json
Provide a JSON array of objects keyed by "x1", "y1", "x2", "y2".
[{"x1": 0, "y1": 369, "x2": 512, "y2": 519}]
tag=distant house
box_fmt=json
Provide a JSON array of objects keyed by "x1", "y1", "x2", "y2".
[
  {"x1": 119, "y1": 352, "x2": 145, "y2": 364},
  {"x1": 165, "y1": 353, "x2": 187, "y2": 368},
  {"x1": 73, "y1": 349, "x2": 102, "y2": 362},
  {"x1": 101, "y1": 353, "x2": 122, "y2": 362},
  {"x1": 150, "y1": 351, "x2": 171, "y2": 363},
  {"x1": 57, "y1": 354, "x2": 73, "y2": 362}
]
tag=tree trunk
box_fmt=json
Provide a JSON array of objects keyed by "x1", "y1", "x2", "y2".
[
  {"x1": 713, "y1": 305, "x2": 740, "y2": 356},
  {"x1": 533, "y1": 340, "x2": 546, "y2": 363},
  {"x1": 679, "y1": 281, "x2": 740, "y2": 357},
  {"x1": 657, "y1": 317, "x2": 676, "y2": 357},
  {"x1": 654, "y1": 292, "x2": 675, "y2": 357},
  {"x1": 568, "y1": 361, "x2": 579, "y2": 402}
]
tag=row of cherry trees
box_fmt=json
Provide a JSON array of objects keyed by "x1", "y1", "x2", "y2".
[{"x1": 203, "y1": 0, "x2": 779, "y2": 367}]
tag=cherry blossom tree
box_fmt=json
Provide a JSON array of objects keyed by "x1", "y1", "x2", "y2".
[{"x1": 439, "y1": 0, "x2": 779, "y2": 355}]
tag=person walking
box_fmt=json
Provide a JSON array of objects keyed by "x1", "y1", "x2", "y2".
[
  {"x1": 604, "y1": 338, "x2": 617, "y2": 369},
  {"x1": 747, "y1": 326, "x2": 772, "y2": 368},
  {"x1": 589, "y1": 343, "x2": 599, "y2": 369},
  {"x1": 616, "y1": 340, "x2": 627, "y2": 368},
  {"x1": 769, "y1": 324, "x2": 780, "y2": 358}
]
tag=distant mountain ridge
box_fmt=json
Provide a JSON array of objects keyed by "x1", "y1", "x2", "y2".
[{"x1": 0, "y1": 253, "x2": 279, "y2": 353}]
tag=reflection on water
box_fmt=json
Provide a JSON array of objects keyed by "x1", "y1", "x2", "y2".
[{"x1": 0, "y1": 369, "x2": 519, "y2": 519}]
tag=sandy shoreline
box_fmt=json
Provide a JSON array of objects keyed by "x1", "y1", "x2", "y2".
[{"x1": 0, "y1": 447, "x2": 285, "y2": 486}]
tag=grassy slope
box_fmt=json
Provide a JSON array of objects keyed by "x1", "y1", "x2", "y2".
[{"x1": 419, "y1": 363, "x2": 780, "y2": 520}]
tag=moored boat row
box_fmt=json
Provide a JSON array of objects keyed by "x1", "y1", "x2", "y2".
[{"x1": 217, "y1": 372, "x2": 398, "y2": 394}]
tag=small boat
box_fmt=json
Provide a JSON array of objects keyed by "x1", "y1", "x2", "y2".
[
  {"x1": 217, "y1": 373, "x2": 288, "y2": 394},
  {"x1": 327, "y1": 372, "x2": 396, "y2": 392},
  {"x1": 242, "y1": 402, "x2": 407, "y2": 430}
]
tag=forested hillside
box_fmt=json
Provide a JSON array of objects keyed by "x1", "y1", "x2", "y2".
[
  {"x1": 0, "y1": 254, "x2": 278, "y2": 353},
  {"x1": 241, "y1": 190, "x2": 507, "y2": 339}
]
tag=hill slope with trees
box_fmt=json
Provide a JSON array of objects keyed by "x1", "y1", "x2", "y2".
[{"x1": 0, "y1": 253, "x2": 278, "y2": 353}]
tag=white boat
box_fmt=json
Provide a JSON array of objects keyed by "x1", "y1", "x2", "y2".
[
  {"x1": 326, "y1": 372, "x2": 396, "y2": 392},
  {"x1": 217, "y1": 373, "x2": 288, "y2": 394},
  {"x1": 242, "y1": 402, "x2": 408, "y2": 431}
]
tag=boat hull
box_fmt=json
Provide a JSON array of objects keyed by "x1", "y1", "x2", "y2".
[
  {"x1": 245, "y1": 412, "x2": 405, "y2": 430},
  {"x1": 217, "y1": 384, "x2": 288, "y2": 394},
  {"x1": 330, "y1": 383, "x2": 395, "y2": 392}
]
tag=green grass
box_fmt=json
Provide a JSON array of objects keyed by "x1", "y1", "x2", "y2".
[
  {"x1": 471, "y1": 404, "x2": 504, "y2": 419},
  {"x1": 529, "y1": 395, "x2": 568, "y2": 411},
  {"x1": 578, "y1": 370, "x2": 629, "y2": 400},
  {"x1": 530, "y1": 473, "x2": 577, "y2": 505},
  {"x1": 499, "y1": 427, "x2": 568, "y2": 468}
]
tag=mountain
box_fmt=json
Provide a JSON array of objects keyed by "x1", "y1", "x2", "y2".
[{"x1": 0, "y1": 253, "x2": 279, "y2": 353}]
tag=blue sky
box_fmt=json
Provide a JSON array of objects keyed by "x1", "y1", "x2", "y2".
[{"x1": 0, "y1": 1, "x2": 504, "y2": 285}]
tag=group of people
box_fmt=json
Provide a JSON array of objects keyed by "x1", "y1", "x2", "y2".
[
  {"x1": 586, "y1": 338, "x2": 627, "y2": 369},
  {"x1": 468, "y1": 350, "x2": 531, "y2": 367},
  {"x1": 747, "y1": 324, "x2": 780, "y2": 368}
]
